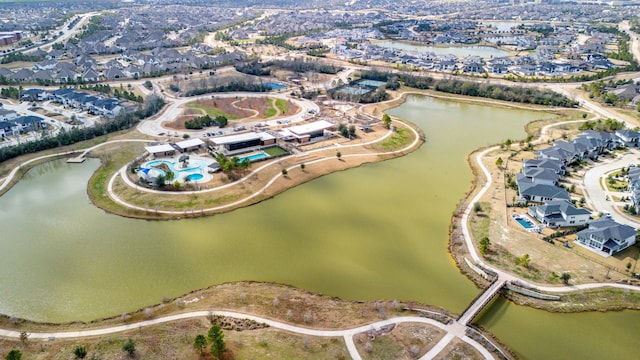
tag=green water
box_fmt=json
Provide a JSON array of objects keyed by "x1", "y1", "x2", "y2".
[
  {"x1": 476, "y1": 298, "x2": 639, "y2": 360},
  {"x1": 1, "y1": 95, "x2": 636, "y2": 359}
]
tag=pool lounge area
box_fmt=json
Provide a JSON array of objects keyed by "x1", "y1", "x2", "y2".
[{"x1": 512, "y1": 214, "x2": 542, "y2": 233}]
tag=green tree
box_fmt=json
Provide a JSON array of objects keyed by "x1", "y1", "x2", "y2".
[
  {"x1": 300, "y1": 163, "x2": 306, "y2": 171},
  {"x1": 336, "y1": 151, "x2": 342, "y2": 160},
  {"x1": 495, "y1": 157, "x2": 504, "y2": 168},
  {"x1": 561, "y1": 272, "x2": 571, "y2": 285},
  {"x1": 479, "y1": 237, "x2": 491, "y2": 255},
  {"x1": 73, "y1": 345, "x2": 88, "y2": 359},
  {"x1": 215, "y1": 115, "x2": 228, "y2": 127},
  {"x1": 281, "y1": 168, "x2": 288, "y2": 176},
  {"x1": 208, "y1": 325, "x2": 226, "y2": 359},
  {"x1": 473, "y1": 202, "x2": 483, "y2": 213},
  {"x1": 348, "y1": 125, "x2": 356, "y2": 138},
  {"x1": 193, "y1": 334, "x2": 207, "y2": 356},
  {"x1": 517, "y1": 254, "x2": 531, "y2": 268},
  {"x1": 5, "y1": 350, "x2": 21, "y2": 360},
  {"x1": 122, "y1": 338, "x2": 136, "y2": 358},
  {"x1": 382, "y1": 113, "x2": 391, "y2": 128},
  {"x1": 155, "y1": 174, "x2": 166, "y2": 188}
]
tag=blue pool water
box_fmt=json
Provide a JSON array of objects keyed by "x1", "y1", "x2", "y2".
[
  {"x1": 142, "y1": 158, "x2": 209, "y2": 182},
  {"x1": 515, "y1": 217, "x2": 534, "y2": 229},
  {"x1": 263, "y1": 81, "x2": 286, "y2": 90},
  {"x1": 187, "y1": 173, "x2": 204, "y2": 181},
  {"x1": 238, "y1": 153, "x2": 268, "y2": 163}
]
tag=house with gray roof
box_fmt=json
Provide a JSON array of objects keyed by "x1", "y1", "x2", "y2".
[
  {"x1": 14, "y1": 115, "x2": 44, "y2": 132},
  {"x1": 615, "y1": 130, "x2": 640, "y2": 147},
  {"x1": 0, "y1": 107, "x2": 18, "y2": 120},
  {"x1": 519, "y1": 182, "x2": 571, "y2": 203},
  {"x1": 576, "y1": 218, "x2": 636, "y2": 256},
  {"x1": 528, "y1": 200, "x2": 590, "y2": 228},
  {"x1": 520, "y1": 167, "x2": 559, "y2": 186},
  {"x1": 523, "y1": 158, "x2": 566, "y2": 175},
  {"x1": 536, "y1": 146, "x2": 575, "y2": 164},
  {"x1": 0, "y1": 121, "x2": 18, "y2": 138}
]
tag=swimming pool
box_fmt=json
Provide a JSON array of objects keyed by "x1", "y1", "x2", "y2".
[
  {"x1": 187, "y1": 173, "x2": 204, "y2": 181},
  {"x1": 141, "y1": 158, "x2": 210, "y2": 183},
  {"x1": 238, "y1": 152, "x2": 268, "y2": 163},
  {"x1": 515, "y1": 217, "x2": 534, "y2": 229}
]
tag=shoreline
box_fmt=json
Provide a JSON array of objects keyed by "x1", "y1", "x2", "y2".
[{"x1": 0, "y1": 91, "x2": 638, "y2": 356}]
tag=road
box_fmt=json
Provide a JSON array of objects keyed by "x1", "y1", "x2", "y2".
[
  {"x1": 581, "y1": 150, "x2": 640, "y2": 227},
  {"x1": 460, "y1": 122, "x2": 640, "y2": 294}
]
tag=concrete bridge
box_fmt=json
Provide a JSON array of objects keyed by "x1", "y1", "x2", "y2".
[{"x1": 458, "y1": 277, "x2": 508, "y2": 326}]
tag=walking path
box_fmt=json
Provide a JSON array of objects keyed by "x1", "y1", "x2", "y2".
[
  {"x1": 0, "y1": 310, "x2": 492, "y2": 360},
  {"x1": 460, "y1": 121, "x2": 640, "y2": 296}
]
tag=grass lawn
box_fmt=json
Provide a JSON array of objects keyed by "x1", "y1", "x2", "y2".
[
  {"x1": 263, "y1": 99, "x2": 277, "y2": 119},
  {"x1": 380, "y1": 128, "x2": 410, "y2": 150},
  {"x1": 264, "y1": 146, "x2": 289, "y2": 157},
  {"x1": 187, "y1": 103, "x2": 241, "y2": 120},
  {"x1": 275, "y1": 98, "x2": 289, "y2": 114}
]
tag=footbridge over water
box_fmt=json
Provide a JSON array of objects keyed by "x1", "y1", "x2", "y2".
[{"x1": 458, "y1": 277, "x2": 507, "y2": 326}]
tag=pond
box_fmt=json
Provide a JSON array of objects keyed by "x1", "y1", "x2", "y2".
[{"x1": 1, "y1": 95, "x2": 637, "y2": 359}]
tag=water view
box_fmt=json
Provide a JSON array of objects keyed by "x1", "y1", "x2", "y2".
[
  {"x1": 374, "y1": 40, "x2": 511, "y2": 58},
  {"x1": 1, "y1": 95, "x2": 637, "y2": 359}
]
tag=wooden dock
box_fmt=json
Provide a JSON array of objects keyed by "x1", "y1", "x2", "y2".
[{"x1": 66, "y1": 157, "x2": 86, "y2": 163}]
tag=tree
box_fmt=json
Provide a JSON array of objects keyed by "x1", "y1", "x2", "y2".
[
  {"x1": 193, "y1": 334, "x2": 207, "y2": 356},
  {"x1": 479, "y1": 237, "x2": 491, "y2": 255},
  {"x1": 473, "y1": 202, "x2": 483, "y2": 213},
  {"x1": 122, "y1": 338, "x2": 136, "y2": 358},
  {"x1": 517, "y1": 254, "x2": 531, "y2": 268},
  {"x1": 73, "y1": 345, "x2": 88, "y2": 359},
  {"x1": 155, "y1": 174, "x2": 166, "y2": 188},
  {"x1": 561, "y1": 272, "x2": 571, "y2": 285},
  {"x1": 348, "y1": 125, "x2": 356, "y2": 138},
  {"x1": 281, "y1": 168, "x2": 288, "y2": 176},
  {"x1": 208, "y1": 325, "x2": 226, "y2": 359},
  {"x1": 300, "y1": 163, "x2": 306, "y2": 171},
  {"x1": 495, "y1": 157, "x2": 504, "y2": 168},
  {"x1": 336, "y1": 151, "x2": 342, "y2": 160},
  {"x1": 215, "y1": 115, "x2": 228, "y2": 127},
  {"x1": 382, "y1": 113, "x2": 391, "y2": 128},
  {"x1": 5, "y1": 350, "x2": 21, "y2": 360}
]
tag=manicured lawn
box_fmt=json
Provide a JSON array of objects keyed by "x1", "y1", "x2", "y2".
[
  {"x1": 188, "y1": 103, "x2": 241, "y2": 120},
  {"x1": 275, "y1": 98, "x2": 289, "y2": 113},
  {"x1": 264, "y1": 106, "x2": 277, "y2": 118},
  {"x1": 264, "y1": 146, "x2": 289, "y2": 157}
]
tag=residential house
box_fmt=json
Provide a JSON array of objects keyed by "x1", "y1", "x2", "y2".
[
  {"x1": 21, "y1": 88, "x2": 49, "y2": 101},
  {"x1": 0, "y1": 109, "x2": 18, "y2": 122},
  {"x1": 576, "y1": 218, "x2": 636, "y2": 256},
  {"x1": 14, "y1": 115, "x2": 44, "y2": 132},
  {"x1": 528, "y1": 200, "x2": 591, "y2": 228},
  {"x1": 518, "y1": 183, "x2": 571, "y2": 203},
  {"x1": 523, "y1": 158, "x2": 566, "y2": 176},
  {"x1": 0, "y1": 121, "x2": 18, "y2": 138},
  {"x1": 615, "y1": 130, "x2": 640, "y2": 147},
  {"x1": 103, "y1": 67, "x2": 125, "y2": 81},
  {"x1": 11, "y1": 68, "x2": 34, "y2": 82},
  {"x1": 81, "y1": 68, "x2": 100, "y2": 82}
]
